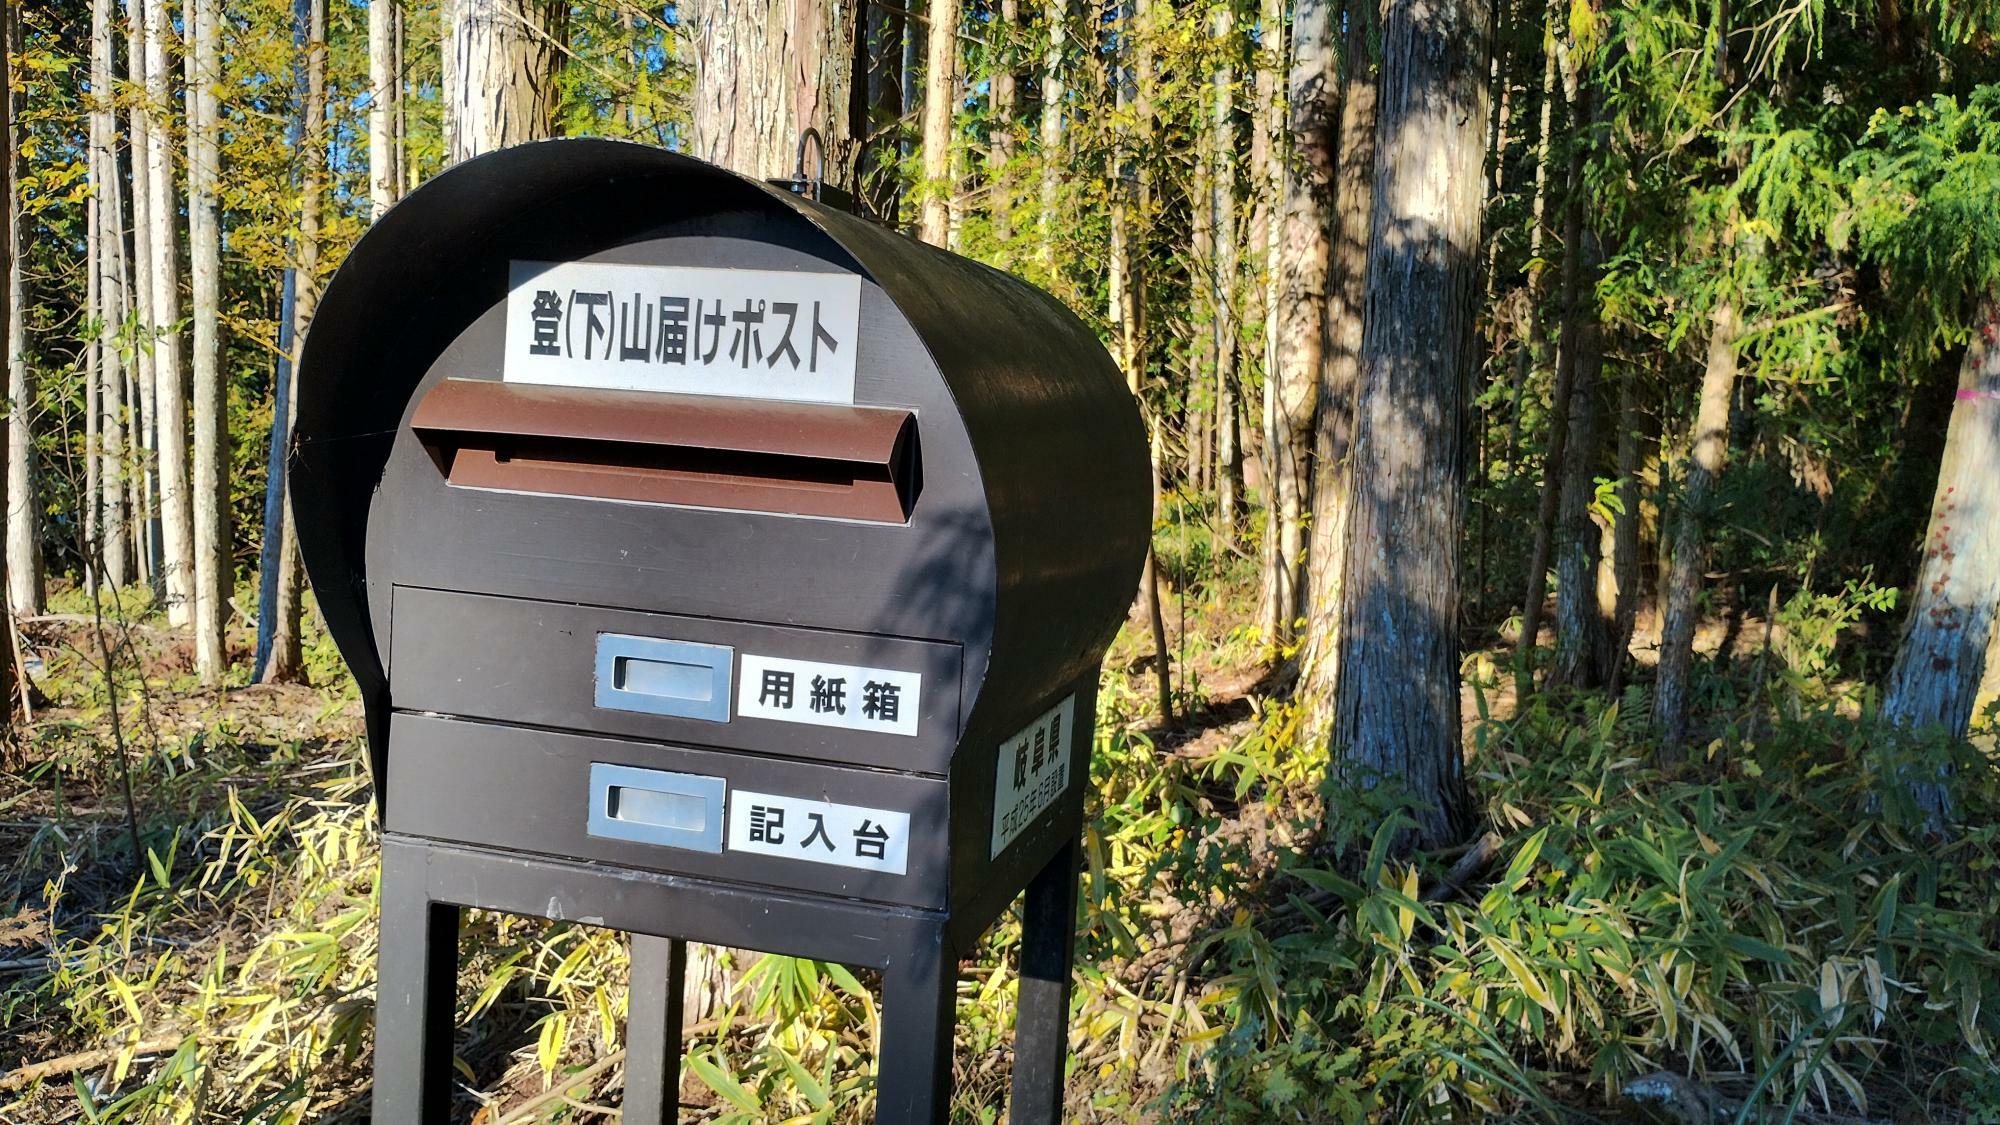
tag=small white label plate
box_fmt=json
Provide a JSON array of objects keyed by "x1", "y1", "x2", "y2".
[
  {"x1": 736, "y1": 654, "x2": 922, "y2": 737},
  {"x1": 990, "y1": 695, "x2": 1077, "y2": 858},
  {"x1": 727, "y1": 789, "x2": 910, "y2": 875},
  {"x1": 504, "y1": 260, "x2": 863, "y2": 404}
]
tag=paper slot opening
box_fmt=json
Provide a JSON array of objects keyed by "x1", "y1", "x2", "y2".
[{"x1": 410, "y1": 378, "x2": 918, "y2": 523}]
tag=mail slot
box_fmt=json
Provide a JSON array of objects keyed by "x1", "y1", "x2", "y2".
[{"x1": 292, "y1": 138, "x2": 1150, "y2": 1123}]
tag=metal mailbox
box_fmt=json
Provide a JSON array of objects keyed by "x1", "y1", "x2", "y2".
[{"x1": 291, "y1": 139, "x2": 1150, "y2": 1123}]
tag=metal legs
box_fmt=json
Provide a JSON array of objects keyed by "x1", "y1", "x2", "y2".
[
  {"x1": 369, "y1": 838, "x2": 1079, "y2": 1124},
  {"x1": 624, "y1": 934, "x2": 687, "y2": 1123},
  {"x1": 373, "y1": 843, "x2": 461, "y2": 1124},
  {"x1": 1010, "y1": 839, "x2": 1079, "y2": 1125},
  {"x1": 878, "y1": 925, "x2": 960, "y2": 1123}
]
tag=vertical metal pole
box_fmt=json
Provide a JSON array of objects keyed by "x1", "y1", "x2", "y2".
[
  {"x1": 1009, "y1": 839, "x2": 1079, "y2": 1125},
  {"x1": 373, "y1": 842, "x2": 460, "y2": 1124},
  {"x1": 623, "y1": 933, "x2": 687, "y2": 1123},
  {"x1": 876, "y1": 922, "x2": 957, "y2": 1124}
]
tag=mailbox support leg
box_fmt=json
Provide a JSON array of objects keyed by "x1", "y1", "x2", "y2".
[
  {"x1": 373, "y1": 843, "x2": 461, "y2": 1124},
  {"x1": 623, "y1": 933, "x2": 687, "y2": 1123},
  {"x1": 1010, "y1": 838, "x2": 1079, "y2": 1125},
  {"x1": 876, "y1": 922, "x2": 957, "y2": 1124}
]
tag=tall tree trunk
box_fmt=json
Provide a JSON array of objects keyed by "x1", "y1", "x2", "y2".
[
  {"x1": 446, "y1": 0, "x2": 565, "y2": 164},
  {"x1": 1298, "y1": 0, "x2": 1377, "y2": 736},
  {"x1": 187, "y1": 0, "x2": 226, "y2": 682},
  {"x1": 1653, "y1": 298, "x2": 1740, "y2": 751},
  {"x1": 1878, "y1": 296, "x2": 2000, "y2": 824},
  {"x1": 1037, "y1": 0, "x2": 1067, "y2": 278},
  {"x1": 917, "y1": 0, "x2": 958, "y2": 246},
  {"x1": 1606, "y1": 366, "x2": 1647, "y2": 691},
  {"x1": 1266, "y1": 0, "x2": 1335, "y2": 653},
  {"x1": 261, "y1": 0, "x2": 325, "y2": 686},
  {"x1": 1210, "y1": 4, "x2": 1239, "y2": 545},
  {"x1": 1549, "y1": 228, "x2": 1609, "y2": 689},
  {"x1": 682, "y1": 0, "x2": 865, "y2": 1026},
  {"x1": 87, "y1": 141, "x2": 104, "y2": 587},
  {"x1": 144, "y1": 0, "x2": 195, "y2": 628},
  {"x1": 4, "y1": 25, "x2": 37, "y2": 618},
  {"x1": 687, "y1": 0, "x2": 860, "y2": 188},
  {"x1": 0, "y1": 2, "x2": 17, "y2": 721},
  {"x1": 991, "y1": 0, "x2": 1019, "y2": 252},
  {"x1": 861, "y1": 0, "x2": 904, "y2": 221},
  {"x1": 370, "y1": 0, "x2": 399, "y2": 217},
  {"x1": 1513, "y1": 33, "x2": 1575, "y2": 674},
  {"x1": 1331, "y1": 0, "x2": 1489, "y2": 850},
  {"x1": 127, "y1": 0, "x2": 159, "y2": 591}
]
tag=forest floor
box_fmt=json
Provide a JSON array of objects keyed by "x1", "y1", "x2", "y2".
[{"x1": 1, "y1": 575, "x2": 1995, "y2": 1123}]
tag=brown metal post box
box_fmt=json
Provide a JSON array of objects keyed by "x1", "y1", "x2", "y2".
[{"x1": 291, "y1": 138, "x2": 1150, "y2": 1123}]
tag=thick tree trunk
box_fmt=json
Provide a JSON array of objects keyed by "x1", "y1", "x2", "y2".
[
  {"x1": 687, "y1": 0, "x2": 860, "y2": 189},
  {"x1": 144, "y1": 0, "x2": 195, "y2": 628},
  {"x1": 682, "y1": 0, "x2": 866, "y2": 1025},
  {"x1": 1265, "y1": 0, "x2": 1335, "y2": 653},
  {"x1": 1298, "y1": 2, "x2": 1377, "y2": 737},
  {"x1": 446, "y1": 0, "x2": 565, "y2": 164},
  {"x1": 370, "y1": 0, "x2": 399, "y2": 217},
  {"x1": 860, "y1": 1, "x2": 904, "y2": 220},
  {"x1": 1879, "y1": 296, "x2": 2000, "y2": 823},
  {"x1": 188, "y1": 0, "x2": 227, "y2": 682},
  {"x1": 917, "y1": 0, "x2": 958, "y2": 246},
  {"x1": 1653, "y1": 298, "x2": 1740, "y2": 750},
  {"x1": 1331, "y1": 0, "x2": 1489, "y2": 850},
  {"x1": 262, "y1": 0, "x2": 326, "y2": 686},
  {"x1": 1210, "y1": 5, "x2": 1239, "y2": 545}
]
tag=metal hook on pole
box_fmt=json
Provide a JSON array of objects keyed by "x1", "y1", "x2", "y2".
[{"x1": 785, "y1": 128, "x2": 826, "y2": 202}]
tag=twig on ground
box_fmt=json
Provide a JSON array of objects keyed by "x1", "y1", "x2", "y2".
[{"x1": 0, "y1": 1035, "x2": 196, "y2": 1092}]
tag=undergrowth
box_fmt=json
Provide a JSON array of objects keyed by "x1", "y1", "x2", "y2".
[{"x1": 2, "y1": 567, "x2": 1998, "y2": 1123}]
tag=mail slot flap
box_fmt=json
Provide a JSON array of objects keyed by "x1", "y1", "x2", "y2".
[
  {"x1": 411, "y1": 378, "x2": 915, "y2": 466},
  {"x1": 408, "y1": 379, "x2": 919, "y2": 522}
]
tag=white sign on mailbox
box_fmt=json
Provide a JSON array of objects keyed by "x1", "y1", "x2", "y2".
[
  {"x1": 727, "y1": 789, "x2": 910, "y2": 875},
  {"x1": 736, "y1": 654, "x2": 922, "y2": 737},
  {"x1": 504, "y1": 260, "x2": 863, "y2": 404},
  {"x1": 990, "y1": 695, "x2": 1077, "y2": 858}
]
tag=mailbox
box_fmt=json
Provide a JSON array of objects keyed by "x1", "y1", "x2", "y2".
[{"x1": 291, "y1": 139, "x2": 1150, "y2": 1123}]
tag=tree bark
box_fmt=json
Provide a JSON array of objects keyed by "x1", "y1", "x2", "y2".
[
  {"x1": 1879, "y1": 296, "x2": 2000, "y2": 823},
  {"x1": 262, "y1": 0, "x2": 326, "y2": 686},
  {"x1": 917, "y1": 0, "x2": 958, "y2": 246},
  {"x1": 1653, "y1": 298, "x2": 1740, "y2": 750},
  {"x1": 1513, "y1": 34, "x2": 1576, "y2": 674},
  {"x1": 128, "y1": 0, "x2": 160, "y2": 591},
  {"x1": 687, "y1": 0, "x2": 861, "y2": 189},
  {"x1": 990, "y1": 0, "x2": 1019, "y2": 252},
  {"x1": 4, "y1": 16, "x2": 37, "y2": 618},
  {"x1": 1331, "y1": 0, "x2": 1489, "y2": 849},
  {"x1": 1037, "y1": 0, "x2": 1067, "y2": 277},
  {"x1": 1606, "y1": 365, "x2": 1649, "y2": 691},
  {"x1": 1298, "y1": 1, "x2": 1377, "y2": 737},
  {"x1": 1210, "y1": 4, "x2": 1240, "y2": 545},
  {"x1": 0, "y1": 2, "x2": 18, "y2": 718},
  {"x1": 860, "y1": 0, "x2": 904, "y2": 220},
  {"x1": 1265, "y1": 0, "x2": 1336, "y2": 653},
  {"x1": 144, "y1": 0, "x2": 195, "y2": 628},
  {"x1": 187, "y1": 0, "x2": 227, "y2": 681},
  {"x1": 446, "y1": 0, "x2": 565, "y2": 164},
  {"x1": 1549, "y1": 228, "x2": 1609, "y2": 689},
  {"x1": 370, "y1": 0, "x2": 399, "y2": 217}
]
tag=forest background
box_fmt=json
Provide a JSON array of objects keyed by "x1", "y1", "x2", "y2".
[{"x1": 4, "y1": 0, "x2": 2000, "y2": 1119}]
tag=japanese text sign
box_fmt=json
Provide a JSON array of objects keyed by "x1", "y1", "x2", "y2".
[{"x1": 504, "y1": 261, "x2": 863, "y2": 404}]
